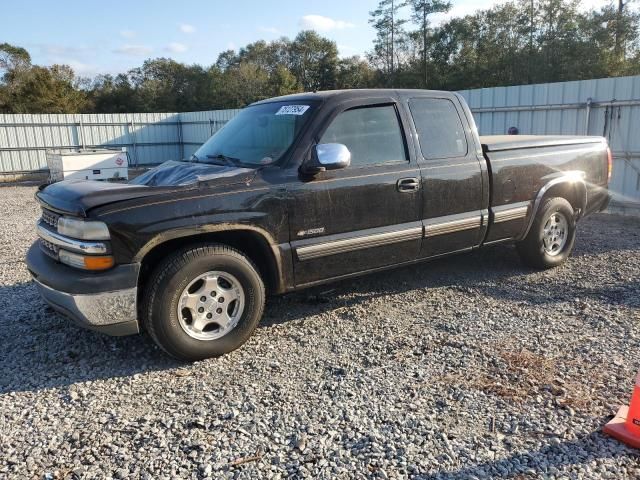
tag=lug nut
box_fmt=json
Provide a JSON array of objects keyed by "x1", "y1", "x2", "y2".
[
  {"x1": 200, "y1": 296, "x2": 207, "y2": 302},
  {"x1": 210, "y1": 291, "x2": 216, "y2": 297},
  {"x1": 198, "y1": 307, "x2": 204, "y2": 313},
  {"x1": 216, "y1": 308, "x2": 223, "y2": 314},
  {"x1": 206, "y1": 313, "x2": 212, "y2": 319},
  {"x1": 218, "y1": 297, "x2": 224, "y2": 303}
]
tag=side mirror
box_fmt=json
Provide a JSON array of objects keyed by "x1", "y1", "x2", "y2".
[{"x1": 301, "y1": 143, "x2": 351, "y2": 175}]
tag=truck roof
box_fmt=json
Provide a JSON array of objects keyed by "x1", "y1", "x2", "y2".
[{"x1": 251, "y1": 89, "x2": 458, "y2": 105}]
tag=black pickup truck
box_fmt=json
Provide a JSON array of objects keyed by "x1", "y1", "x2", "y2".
[{"x1": 27, "y1": 90, "x2": 611, "y2": 360}]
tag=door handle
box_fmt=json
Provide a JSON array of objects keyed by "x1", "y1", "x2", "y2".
[{"x1": 397, "y1": 177, "x2": 420, "y2": 192}]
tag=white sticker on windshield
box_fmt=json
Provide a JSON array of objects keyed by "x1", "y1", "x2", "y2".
[{"x1": 276, "y1": 105, "x2": 310, "y2": 116}]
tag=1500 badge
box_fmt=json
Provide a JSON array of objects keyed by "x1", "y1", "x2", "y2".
[{"x1": 297, "y1": 227, "x2": 325, "y2": 237}]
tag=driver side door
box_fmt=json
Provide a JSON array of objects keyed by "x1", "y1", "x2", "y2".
[{"x1": 288, "y1": 99, "x2": 423, "y2": 287}]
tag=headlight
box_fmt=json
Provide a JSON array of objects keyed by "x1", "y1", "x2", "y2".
[
  {"x1": 57, "y1": 217, "x2": 110, "y2": 240},
  {"x1": 59, "y1": 250, "x2": 114, "y2": 270}
]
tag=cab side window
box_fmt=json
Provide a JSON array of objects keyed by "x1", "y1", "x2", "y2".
[
  {"x1": 409, "y1": 98, "x2": 468, "y2": 159},
  {"x1": 319, "y1": 105, "x2": 407, "y2": 167}
]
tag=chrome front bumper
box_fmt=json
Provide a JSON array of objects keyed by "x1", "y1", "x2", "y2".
[{"x1": 34, "y1": 279, "x2": 139, "y2": 336}]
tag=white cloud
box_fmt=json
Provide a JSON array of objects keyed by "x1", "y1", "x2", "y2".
[
  {"x1": 259, "y1": 26, "x2": 281, "y2": 35},
  {"x1": 120, "y1": 29, "x2": 136, "y2": 39},
  {"x1": 38, "y1": 44, "x2": 89, "y2": 56},
  {"x1": 179, "y1": 23, "x2": 196, "y2": 34},
  {"x1": 299, "y1": 14, "x2": 355, "y2": 32},
  {"x1": 113, "y1": 44, "x2": 153, "y2": 56},
  {"x1": 165, "y1": 42, "x2": 188, "y2": 53}
]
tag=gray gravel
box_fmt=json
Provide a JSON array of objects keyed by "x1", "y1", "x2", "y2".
[{"x1": 1, "y1": 184, "x2": 639, "y2": 479}]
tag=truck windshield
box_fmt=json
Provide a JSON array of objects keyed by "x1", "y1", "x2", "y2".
[{"x1": 192, "y1": 101, "x2": 316, "y2": 167}]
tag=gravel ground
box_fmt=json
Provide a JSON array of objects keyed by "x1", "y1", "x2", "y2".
[{"x1": 1, "y1": 184, "x2": 639, "y2": 480}]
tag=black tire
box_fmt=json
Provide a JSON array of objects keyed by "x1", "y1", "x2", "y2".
[
  {"x1": 142, "y1": 244, "x2": 265, "y2": 361},
  {"x1": 516, "y1": 197, "x2": 576, "y2": 270}
]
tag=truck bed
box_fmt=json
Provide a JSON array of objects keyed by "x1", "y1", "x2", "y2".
[{"x1": 481, "y1": 135, "x2": 604, "y2": 152}]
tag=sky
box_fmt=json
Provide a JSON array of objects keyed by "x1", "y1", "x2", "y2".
[{"x1": 3, "y1": 0, "x2": 613, "y2": 78}]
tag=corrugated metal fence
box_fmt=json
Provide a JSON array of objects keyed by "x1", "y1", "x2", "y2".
[
  {"x1": 458, "y1": 75, "x2": 640, "y2": 214},
  {"x1": 0, "y1": 109, "x2": 240, "y2": 173}
]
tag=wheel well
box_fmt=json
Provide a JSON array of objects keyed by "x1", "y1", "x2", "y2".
[
  {"x1": 138, "y1": 231, "x2": 280, "y2": 296},
  {"x1": 541, "y1": 182, "x2": 582, "y2": 213}
]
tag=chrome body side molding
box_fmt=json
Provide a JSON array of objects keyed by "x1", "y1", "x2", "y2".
[
  {"x1": 424, "y1": 210, "x2": 485, "y2": 238},
  {"x1": 296, "y1": 224, "x2": 423, "y2": 261},
  {"x1": 493, "y1": 202, "x2": 531, "y2": 223},
  {"x1": 295, "y1": 210, "x2": 490, "y2": 261}
]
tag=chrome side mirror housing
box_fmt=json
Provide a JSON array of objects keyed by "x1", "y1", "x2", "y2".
[
  {"x1": 316, "y1": 143, "x2": 351, "y2": 170},
  {"x1": 301, "y1": 143, "x2": 351, "y2": 175}
]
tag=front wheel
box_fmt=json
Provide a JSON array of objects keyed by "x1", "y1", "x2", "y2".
[
  {"x1": 516, "y1": 197, "x2": 576, "y2": 269},
  {"x1": 142, "y1": 244, "x2": 265, "y2": 361}
]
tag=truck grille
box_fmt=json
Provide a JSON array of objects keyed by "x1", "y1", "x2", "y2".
[
  {"x1": 41, "y1": 208, "x2": 61, "y2": 229},
  {"x1": 39, "y1": 237, "x2": 59, "y2": 260}
]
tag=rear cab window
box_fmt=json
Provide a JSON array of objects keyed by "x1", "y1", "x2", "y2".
[{"x1": 408, "y1": 98, "x2": 468, "y2": 159}]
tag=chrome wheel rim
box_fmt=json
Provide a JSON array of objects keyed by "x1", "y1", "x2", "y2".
[
  {"x1": 542, "y1": 212, "x2": 568, "y2": 256},
  {"x1": 177, "y1": 271, "x2": 245, "y2": 341}
]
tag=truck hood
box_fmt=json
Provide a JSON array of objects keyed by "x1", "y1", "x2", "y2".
[{"x1": 37, "y1": 161, "x2": 257, "y2": 216}]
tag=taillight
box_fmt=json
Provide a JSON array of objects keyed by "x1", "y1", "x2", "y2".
[{"x1": 606, "y1": 147, "x2": 613, "y2": 183}]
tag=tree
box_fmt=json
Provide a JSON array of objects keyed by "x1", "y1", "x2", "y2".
[
  {"x1": 268, "y1": 64, "x2": 300, "y2": 97},
  {"x1": 406, "y1": 0, "x2": 451, "y2": 88},
  {"x1": 89, "y1": 74, "x2": 143, "y2": 113},
  {"x1": 420, "y1": 0, "x2": 640, "y2": 90},
  {"x1": 616, "y1": 0, "x2": 633, "y2": 61},
  {"x1": 579, "y1": 0, "x2": 640, "y2": 76},
  {"x1": 214, "y1": 49, "x2": 238, "y2": 71},
  {"x1": 290, "y1": 31, "x2": 339, "y2": 91},
  {"x1": 0, "y1": 43, "x2": 32, "y2": 112},
  {"x1": 235, "y1": 38, "x2": 294, "y2": 74},
  {"x1": 124, "y1": 58, "x2": 213, "y2": 112},
  {"x1": 3, "y1": 3, "x2": 640, "y2": 114},
  {"x1": 336, "y1": 56, "x2": 377, "y2": 88},
  {"x1": 1, "y1": 64, "x2": 89, "y2": 113},
  {"x1": 369, "y1": 0, "x2": 409, "y2": 86},
  {"x1": 0, "y1": 43, "x2": 31, "y2": 76}
]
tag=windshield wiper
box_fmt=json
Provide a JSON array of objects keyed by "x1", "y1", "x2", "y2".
[{"x1": 206, "y1": 154, "x2": 242, "y2": 167}]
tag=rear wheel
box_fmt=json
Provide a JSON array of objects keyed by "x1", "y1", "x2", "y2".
[
  {"x1": 143, "y1": 244, "x2": 265, "y2": 361},
  {"x1": 516, "y1": 197, "x2": 576, "y2": 269}
]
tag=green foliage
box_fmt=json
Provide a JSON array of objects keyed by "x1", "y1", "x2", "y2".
[
  {"x1": 401, "y1": 0, "x2": 640, "y2": 90},
  {"x1": 369, "y1": 0, "x2": 410, "y2": 84},
  {"x1": 406, "y1": 0, "x2": 452, "y2": 87},
  {"x1": 336, "y1": 56, "x2": 377, "y2": 89},
  {"x1": 0, "y1": 1, "x2": 639, "y2": 114},
  {"x1": 290, "y1": 31, "x2": 339, "y2": 91},
  {"x1": 1, "y1": 57, "x2": 89, "y2": 114},
  {"x1": 0, "y1": 43, "x2": 31, "y2": 74}
]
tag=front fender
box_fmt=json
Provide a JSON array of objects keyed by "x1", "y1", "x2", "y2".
[{"x1": 133, "y1": 223, "x2": 279, "y2": 262}]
